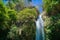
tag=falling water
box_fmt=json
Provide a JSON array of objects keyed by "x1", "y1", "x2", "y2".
[{"x1": 36, "y1": 14, "x2": 45, "y2": 40}]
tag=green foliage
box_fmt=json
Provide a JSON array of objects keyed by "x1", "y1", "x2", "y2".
[
  {"x1": 44, "y1": 14, "x2": 60, "y2": 40},
  {"x1": 0, "y1": 2, "x2": 18, "y2": 40},
  {"x1": 18, "y1": 8, "x2": 37, "y2": 22},
  {"x1": 6, "y1": 2, "x2": 15, "y2": 9},
  {"x1": 6, "y1": 8, "x2": 37, "y2": 40},
  {"x1": 43, "y1": 0, "x2": 60, "y2": 40},
  {"x1": 0, "y1": 2, "x2": 9, "y2": 29},
  {"x1": 16, "y1": 8, "x2": 37, "y2": 40},
  {"x1": 43, "y1": 0, "x2": 60, "y2": 15},
  {"x1": 7, "y1": 25, "x2": 19, "y2": 40},
  {"x1": 0, "y1": 1, "x2": 37, "y2": 40},
  {"x1": 0, "y1": 4, "x2": 17, "y2": 29},
  {"x1": 8, "y1": 10, "x2": 17, "y2": 21},
  {"x1": 6, "y1": 0, "x2": 24, "y2": 10}
]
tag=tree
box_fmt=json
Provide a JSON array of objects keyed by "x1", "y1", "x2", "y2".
[
  {"x1": 0, "y1": 1, "x2": 18, "y2": 40},
  {"x1": 43, "y1": 0, "x2": 60, "y2": 40},
  {"x1": 6, "y1": 0, "x2": 25, "y2": 11}
]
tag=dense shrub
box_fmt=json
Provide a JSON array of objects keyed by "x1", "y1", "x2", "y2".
[
  {"x1": 16, "y1": 8, "x2": 37, "y2": 40},
  {"x1": 43, "y1": 0, "x2": 60, "y2": 40},
  {"x1": 0, "y1": 2, "x2": 18, "y2": 40},
  {"x1": 0, "y1": 1, "x2": 37, "y2": 40}
]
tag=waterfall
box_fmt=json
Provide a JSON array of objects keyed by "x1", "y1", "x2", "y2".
[{"x1": 36, "y1": 14, "x2": 45, "y2": 40}]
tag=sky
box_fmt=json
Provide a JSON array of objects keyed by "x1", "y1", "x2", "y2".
[
  {"x1": 32, "y1": 0, "x2": 43, "y2": 13},
  {"x1": 3, "y1": 0, "x2": 8, "y2": 4},
  {"x1": 3, "y1": 0, "x2": 43, "y2": 13}
]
